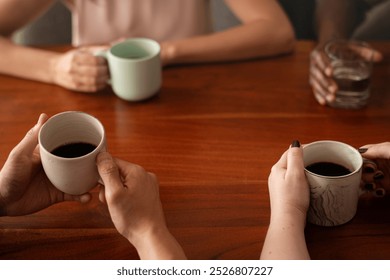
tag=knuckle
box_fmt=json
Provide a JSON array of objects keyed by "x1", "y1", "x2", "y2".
[
  {"x1": 99, "y1": 159, "x2": 118, "y2": 176},
  {"x1": 107, "y1": 190, "x2": 121, "y2": 203}
]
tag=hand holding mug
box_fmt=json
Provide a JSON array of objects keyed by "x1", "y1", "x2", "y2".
[
  {"x1": 0, "y1": 114, "x2": 91, "y2": 217},
  {"x1": 359, "y1": 142, "x2": 390, "y2": 197},
  {"x1": 262, "y1": 140, "x2": 310, "y2": 260},
  {"x1": 268, "y1": 140, "x2": 310, "y2": 224},
  {"x1": 50, "y1": 48, "x2": 109, "y2": 92},
  {"x1": 97, "y1": 152, "x2": 186, "y2": 259}
]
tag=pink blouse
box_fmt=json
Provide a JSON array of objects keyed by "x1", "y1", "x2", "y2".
[{"x1": 64, "y1": 0, "x2": 213, "y2": 46}]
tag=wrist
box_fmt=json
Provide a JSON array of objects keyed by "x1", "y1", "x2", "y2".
[
  {"x1": 128, "y1": 223, "x2": 168, "y2": 249},
  {"x1": 128, "y1": 226, "x2": 174, "y2": 260},
  {"x1": 160, "y1": 41, "x2": 178, "y2": 66},
  {"x1": 48, "y1": 54, "x2": 59, "y2": 85},
  {"x1": 270, "y1": 208, "x2": 307, "y2": 228},
  {"x1": 127, "y1": 224, "x2": 185, "y2": 260}
]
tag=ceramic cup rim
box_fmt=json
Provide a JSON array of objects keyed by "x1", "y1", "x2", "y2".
[
  {"x1": 109, "y1": 37, "x2": 161, "y2": 62},
  {"x1": 303, "y1": 140, "x2": 363, "y2": 179},
  {"x1": 38, "y1": 111, "x2": 106, "y2": 161}
]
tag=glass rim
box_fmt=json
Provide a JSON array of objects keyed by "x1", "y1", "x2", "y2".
[{"x1": 324, "y1": 39, "x2": 372, "y2": 62}]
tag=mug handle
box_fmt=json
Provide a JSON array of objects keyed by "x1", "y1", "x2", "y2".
[{"x1": 94, "y1": 50, "x2": 111, "y2": 85}]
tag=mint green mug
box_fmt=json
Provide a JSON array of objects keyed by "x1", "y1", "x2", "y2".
[{"x1": 96, "y1": 38, "x2": 161, "y2": 101}]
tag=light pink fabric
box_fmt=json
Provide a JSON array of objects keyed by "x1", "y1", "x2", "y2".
[{"x1": 64, "y1": 0, "x2": 212, "y2": 46}]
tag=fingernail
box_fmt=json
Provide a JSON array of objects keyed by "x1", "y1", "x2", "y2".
[
  {"x1": 364, "y1": 183, "x2": 375, "y2": 191},
  {"x1": 374, "y1": 188, "x2": 386, "y2": 198},
  {"x1": 374, "y1": 171, "x2": 384, "y2": 180},
  {"x1": 363, "y1": 166, "x2": 375, "y2": 173},
  {"x1": 326, "y1": 94, "x2": 335, "y2": 102},
  {"x1": 358, "y1": 148, "x2": 368, "y2": 153},
  {"x1": 291, "y1": 140, "x2": 301, "y2": 148},
  {"x1": 37, "y1": 113, "x2": 47, "y2": 126},
  {"x1": 329, "y1": 85, "x2": 337, "y2": 93}
]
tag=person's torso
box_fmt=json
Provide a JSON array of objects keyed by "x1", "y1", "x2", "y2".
[{"x1": 64, "y1": 0, "x2": 212, "y2": 46}]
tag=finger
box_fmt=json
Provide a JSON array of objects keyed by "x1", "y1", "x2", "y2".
[
  {"x1": 73, "y1": 51, "x2": 107, "y2": 66},
  {"x1": 80, "y1": 45, "x2": 110, "y2": 53},
  {"x1": 311, "y1": 48, "x2": 332, "y2": 76},
  {"x1": 113, "y1": 158, "x2": 151, "y2": 186},
  {"x1": 273, "y1": 149, "x2": 289, "y2": 171},
  {"x1": 362, "y1": 172, "x2": 375, "y2": 184},
  {"x1": 11, "y1": 113, "x2": 48, "y2": 158},
  {"x1": 73, "y1": 64, "x2": 109, "y2": 77},
  {"x1": 353, "y1": 46, "x2": 383, "y2": 63},
  {"x1": 63, "y1": 192, "x2": 92, "y2": 204},
  {"x1": 310, "y1": 64, "x2": 338, "y2": 93},
  {"x1": 359, "y1": 142, "x2": 390, "y2": 160},
  {"x1": 99, "y1": 184, "x2": 107, "y2": 204},
  {"x1": 68, "y1": 80, "x2": 108, "y2": 93},
  {"x1": 286, "y1": 140, "x2": 305, "y2": 178},
  {"x1": 72, "y1": 73, "x2": 110, "y2": 89},
  {"x1": 269, "y1": 149, "x2": 288, "y2": 183},
  {"x1": 110, "y1": 37, "x2": 126, "y2": 46},
  {"x1": 96, "y1": 151, "x2": 124, "y2": 194},
  {"x1": 361, "y1": 159, "x2": 377, "y2": 184},
  {"x1": 310, "y1": 76, "x2": 330, "y2": 105},
  {"x1": 371, "y1": 50, "x2": 383, "y2": 62},
  {"x1": 363, "y1": 159, "x2": 377, "y2": 173}
]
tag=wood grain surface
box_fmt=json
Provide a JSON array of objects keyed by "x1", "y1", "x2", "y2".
[{"x1": 0, "y1": 41, "x2": 389, "y2": 259}]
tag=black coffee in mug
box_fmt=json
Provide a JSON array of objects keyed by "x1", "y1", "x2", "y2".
[
  {"x1": 306, "y1": 162, "x2": 351, "y2": 176},
  {"x1": 51, "y1": 142, "x2": 97, "y2": 158}
]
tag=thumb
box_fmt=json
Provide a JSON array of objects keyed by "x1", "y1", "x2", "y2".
[
  {"x1": 14, "y1": 113, "x2": 48, "y2": 157},
  {"x1": 96, "y1": 151, "x2": 123, "y2": 194},
  {"x1": 359, "y1": 142, "x2": 390, "y2": 160},
  {"x1": 63, "y1": 193, "x2": 92, "y2": 204},
  {"x1": 371, "y1": 49, "x2": 383, "y2": 63},
  {"x1": 286, "y1": 140, "x2": 305, "y2": 178}
]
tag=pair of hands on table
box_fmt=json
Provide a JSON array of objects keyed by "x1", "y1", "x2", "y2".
[
  {"x1": 261, "y1": 140, "x2": 390, "y2": 259},
  {"x1": 1, "y1": 115, "x2": 389, "y2": 260},
  {"x1": 0, "y1": 114, "x2": 185, "y2": 259}
]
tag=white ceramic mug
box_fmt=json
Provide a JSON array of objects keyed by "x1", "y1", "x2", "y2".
[
  {"x1": 303, "y1": 140, "x2": 363, "y2": 226},
  {"x1": 96, "y1": 38, "x2": 162, "y2": 101},
  {"x1": 39, "y1": 111, "x2": 106, "y2": 195}
]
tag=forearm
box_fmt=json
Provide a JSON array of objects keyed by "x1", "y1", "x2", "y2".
[
  {"x1": 131, "y1": 226, "x2": 186, "y2": 260},
  {"x1": 261, "y1": 213, "x2": 310, "y2": 260},
  {"x1": 316, "y1": 0, "x2": 363, "y2": 44},
  {"x1": 0, "y1": 36, "x2": 59, "y2": 83},
  {"x1": 161, "y1": 20, "x2": 294, "y2": 66}
]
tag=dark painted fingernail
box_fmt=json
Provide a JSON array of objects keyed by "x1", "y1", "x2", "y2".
[
  {"x1": 358, "y1": 148, "x2": 368, "y2": 153},
  {"x1": 374, "y1": 188, "x2": 386, "y2": 198},
  {"x1": 363, "y1": 166, "x2": 375, "y2": 173},
  {"x1": 374, "y1": 171, "x2": 385, "y2": 180},
  {"x1": 291, "y1": 140, "x2": 300, "y2": 148},
  {"x1": 364, "y1": 183, "x2": 375, "y2": 191}
]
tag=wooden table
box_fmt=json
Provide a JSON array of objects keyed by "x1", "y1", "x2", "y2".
[{"x1": 0, "y1": 41, "x2": 389, "y2": 260}]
